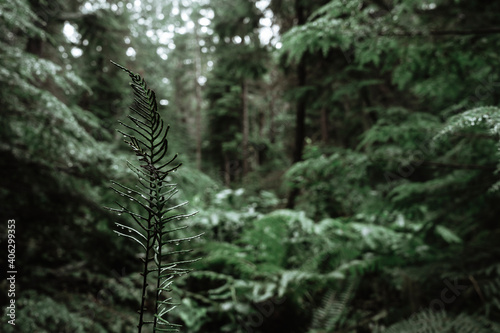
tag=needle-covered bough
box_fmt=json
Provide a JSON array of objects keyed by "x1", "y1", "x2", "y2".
[{"x1": 107, "y1": 61, "x2": 201, "y2": 333}]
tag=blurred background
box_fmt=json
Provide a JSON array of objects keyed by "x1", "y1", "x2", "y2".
[{"x1": 2, "y1": 0, "x2": 500, "y2": 332}]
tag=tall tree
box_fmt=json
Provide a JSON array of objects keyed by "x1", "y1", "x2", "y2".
[
  {"x1": 269, "y1": 0, "x2": 330, "y2": 207},
  {"x1": 205, "y1": 0, "x2": 268, "y2": 184}
]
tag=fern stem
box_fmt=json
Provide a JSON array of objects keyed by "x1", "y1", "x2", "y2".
[
  {"x1": 152, "y1": 180, "x2": 162, "y2": 329},
  {"x1": 137, "y1": 222, "x2": 152, "y2": 333}
]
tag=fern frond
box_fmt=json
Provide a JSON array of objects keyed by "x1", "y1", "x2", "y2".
[
  {"x1": 384, "y1": 310, "x2": 500, "y2": 333},
  {"x1": 309, "y1": 279, "x2": 359, "y2": 332},
  {"x1": 109, "y1": 61, "x2": 200, "y2": 333}
]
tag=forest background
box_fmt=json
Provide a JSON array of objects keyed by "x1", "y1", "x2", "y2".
[{"x1": 2, "y1": 0, "x2": 500, "y2": 332}]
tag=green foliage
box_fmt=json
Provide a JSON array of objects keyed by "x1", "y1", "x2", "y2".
[
  {"x1": 308, "y1": 279, "x2": 358, "y2": 332},
  {"x1": 4, "y1": 0, "x2": 500, "y2": 332},
  {"x1": 0, "y1": 0, "x2": 45, "y2": 38},
  {"x1": 174, "y1": 203, "x2": 440, "y2": 331},
  {"x1": 2, "y1": 291, "x2": 107, "y2": 333},
  {"x1": 0, "y1": 29, "x2": 105, "y2": 171},
  {"x1": 240, "y1": 212, "x2": 289, "y2": 268},
  {"x1": 285, "y1": 145, "x2": 371, "y2": 218},
  {"x1": 383, "y1": 310, "x2": 500, "y2": 333},
  {"x1": 203, "y1": 0, "x2": 270, "y2": 182},
  {"x1": 436, "y1": 106, "x2": 500, "y2": 139}
]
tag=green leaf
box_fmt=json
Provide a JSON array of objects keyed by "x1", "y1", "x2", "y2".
[{"x1": 435, "y1": 225, "x2": 462, "y2": 244}]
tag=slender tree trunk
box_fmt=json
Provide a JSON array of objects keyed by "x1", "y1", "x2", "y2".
[
  {"x1": 268, "y1": 68, "x2": 280, "y2": 145},
  {"x1": 242, "y1": 79, "x2": 249, "y2": 176},
  {"x1": 286, "y1": 0, "x2": 307, "y2": 209},
  {"x1": 257, "y1": 108, "x2": 265, "y2": 166},
  {"x1": 360, "y1": 86, "x2": 373, "y2": 132},
  {"x1": 292, "y1": 59, "x2": 307, "y2": 163},
  {"x1": 320, "y1": 108, "x2": 329, "y2": 143},
  {"x1": 194, "y1": 25, "x2": 203, "y2": 170},
  {"x1": 26, "y1": 37, "x2": 43, "y2": 56},
  {"x1": 269, "y1": 92, "x2": 276, "y2": 144},
  {"x1": 224, "y1": 154, "x2": 230, "y2": 186},
  {"x1": 258, "y1": 109, "x2": 264, "y2": 140}
]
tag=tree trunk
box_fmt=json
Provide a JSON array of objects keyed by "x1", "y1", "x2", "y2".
[
  {"x1": 194, "y1": 27, "x2": 203, "y2": 171},
  {"x1": 269, "y1": 92, "x2": 276, "y2": 144},
  {"x1": 257, "y1": 107, "x2": 265, "y2": 166},
  {"x1": 286, "y1": 0, "x2": 307, "y2": 209},
  {"x1": 292, "y1": 58, "x2": 307, "y2": 163},
  {"x1": 242, "y1": 79, "x2": 249, "y2": 176},
  {"x1": 224, "y1": 154, "x2": 231, "y2": 186},
  {"x1": 320, "y1": 108, "x2": 329, "y2": 143}
]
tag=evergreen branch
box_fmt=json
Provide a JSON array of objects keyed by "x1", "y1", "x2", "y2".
[
  {"x1": 421, "y1": 161, "x2": 496, "y2": 171},
  {"x1": 381, "y1": 27, "x2": 500, "y2": 37}
]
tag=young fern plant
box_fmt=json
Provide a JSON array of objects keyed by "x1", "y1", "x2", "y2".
[{"x1": 108, "y1": 61, "x2": 201, "y2": 333}]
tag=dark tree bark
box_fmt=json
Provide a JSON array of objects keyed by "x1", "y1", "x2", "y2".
[
  {"x1": 242, "y1": 79, "x2": 249, "y2": 176},
  {"x1": 194, "y1": 26, "x2": 203, "y2": 171},
  {"x1": 224, "y1": 154, "x2": 231, "y2": 186},
  {"x1": 292, "y1": 56, "x2": 307, "y2": 163},
  {"x1": 320, "y1": 108, "x2": 329, "y2": 143},
  {"x1": 286, "y1": 0, "x2": 307, "y2": 209}
]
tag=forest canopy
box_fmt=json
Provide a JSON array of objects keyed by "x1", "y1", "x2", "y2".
[{"x1": 2, "y1": 0, "x2": 500, "y2": 332}]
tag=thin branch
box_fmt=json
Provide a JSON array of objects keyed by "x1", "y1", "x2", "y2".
[
  {"x1": 421, "y1": 161, "x2": 496, "y2": 171},
  {"x1": 384, "y1": 28, "x2": 500, "y2": 37}
]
